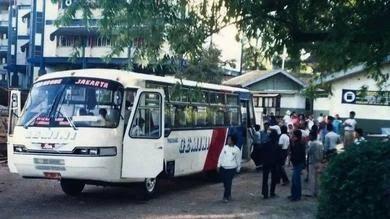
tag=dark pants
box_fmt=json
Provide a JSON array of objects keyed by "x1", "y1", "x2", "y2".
[
  {"x1": 291, "y1": 163, "x2": 304, "y2": 200},
  {"x1": 280, "y1": 150, "x2": 289, "y2": 183},
  {"x1": 251, "y1": 144, "x2": 262, "y2": 167},
  {"x1": 262, "y1": 165, "x2": 278, "y2": 197},
  {"x1": 325, "y1": 149, "x2": 337, "y2": 160},
  {"x1": 220, "y1": 167, "x2": 236, "y2": 199}
]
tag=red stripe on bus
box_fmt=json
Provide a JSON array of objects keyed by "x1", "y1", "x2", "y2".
[{"x1": 203, "y1": 128, "x2": 227, "y2": 171}]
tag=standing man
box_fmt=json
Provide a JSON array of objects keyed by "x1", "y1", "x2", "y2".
[
  {"x1": 332, "y1": 114, "x2": 343, "y2": 136},
  {"x1": 261, "y1": 130, "x2": 280, "y2": 199},
  {"x1": 278, "y1": 125, "x2": 290, "y2": 185},
  {"x1": 218, "y1": 135, "x2": 241, "y2": 202},
  {"x1": 289, "y1": 130, "x2": 306, "y2": 201},
  {"x1": 324, "y1": 123, "x2": 341, "y2": 159},
  {"x1": 307, "y1": 131, "x2": 323, "y2": 197},
  {"x1": 251, "y1": 125, "x2": 262, "y2": 170},
  {"x1": 283, "y1": 110, "x2": 291, "y2": 125},
  {"x1": 343, "y1": 111, "x2": 357, "y2": 148}
]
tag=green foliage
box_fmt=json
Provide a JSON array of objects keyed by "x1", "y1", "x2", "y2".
[
  {"x1": 223, "y1": 0, "x2": 390, "y2": 83},
  {"x1": 302, "y1": 80, "x2": 332, "y2": 100},
  {"x1": 51, "y1": 0, "x2": 231, "y2": 83},
  {"x1": 241, "y1": 40, "x2": 267, "y2": 71},
  {"x1": 183, "y1": 47, "x2": 225, "y2": 84},
  {"x1": 318, "y1": 141, "x2": 390, "y2": 219}
]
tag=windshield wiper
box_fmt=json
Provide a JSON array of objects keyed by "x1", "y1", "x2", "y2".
[
  {"x1": 24, "y1": 112, "x2": 46, "y2": 129},
  {"x1": 57, "y1": 110, "x2": 78, "y2": 131}
]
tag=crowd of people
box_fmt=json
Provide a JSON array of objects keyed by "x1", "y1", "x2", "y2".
[{"x1": 218, "y1": 110, "x2": 365, "y2": 203}]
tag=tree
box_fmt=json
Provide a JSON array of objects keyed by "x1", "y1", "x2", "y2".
[
  {"x1": 182, "y1": 46, "x2": 225, "y2": 84},
  {"x1": 241, "y1": 38, "x2": 268, "y2": 71},
  {"x1": 51, "y1": 0, "x2": 231, "y2": 82},
  {"x1": 222, "y1": 0, "x2": 390, "y2": 84},
  {"x1": 318, "y1": 141, "x2": 390, "y2": 219}
]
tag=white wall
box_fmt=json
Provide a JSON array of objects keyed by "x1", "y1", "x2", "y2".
[
  {"x1": 18, "y1": 9, "x2": 30, "y2": 36},
  {"x1": 280, "y1": 93, "x2": 306, "y2": 109},
  {"x1": 314, "y1": 65, "x2": 390, "y2": 120}
]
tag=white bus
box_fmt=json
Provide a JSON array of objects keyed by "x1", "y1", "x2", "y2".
[{"x1": 7, "y1": 69, "x2": 255, "y2": 198}]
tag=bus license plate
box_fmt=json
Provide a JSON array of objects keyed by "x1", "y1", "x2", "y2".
[{"x1": 43, "y1": 172, "x2": 61, "y2": 179}]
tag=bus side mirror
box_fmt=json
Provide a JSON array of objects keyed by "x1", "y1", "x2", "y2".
[
  {"x1": 11, "y1": 93, "x2": 18, "y2": 109},
  {"x1": 164, "y1": 128, "x2": 172, "y2": 137}
]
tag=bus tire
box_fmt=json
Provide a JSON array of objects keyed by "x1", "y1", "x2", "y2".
[
  {"x1": 60, "y1": 179, "x2": 85, "y2": 196},
  {"x1": 141, "y1": 177, "x2": 159, "y2": 200}
]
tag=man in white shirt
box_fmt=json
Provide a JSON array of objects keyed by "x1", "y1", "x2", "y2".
[
  {"x1": 283, "y1": 110, "x2": 291, "y2": 125},
  {"x1": 218, "y1": 135, "x2": 241, "y2": 202},
  {"x1": 317, "y1": 113, "x2": 324, "y2": 124},
  {"x1": 343, "y1": 111, "x2": 357, "y2": 148},
  {"x1": 270, "y1": 124, "x2": 281, "y2": 135},
  {"x1": 324, "y1": 123, "x2": 341, "y2": 159},
  {"x1": 278, "y1": 125, "x2": 290, "y2": 185},
  {"x1": 130, "y1": 117, "x2": 145, "y2": 136}
]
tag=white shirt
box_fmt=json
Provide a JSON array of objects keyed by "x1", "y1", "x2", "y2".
[
  {"x1": 307, "y1": 119, "x2": 314, "y2": 130},
  {"x1": 317, "y1": 116, "x2": 324, "y2": 123},
  {"x1": 283, "y1": 115, "x2": 291, "y2": 125},
  {"x1": 324, "y1": 131, "x2": 341, "y2": 151},
  {"x1": 344, "y1": 119, "x2": 357, "y2": 131},
  {"x1": 218, "y1": 145, "x2": 241, "y2": 171},
  {"x1": 300, "y1": 129, "x2": 310, "y2": 138},
  {"x1": 278, "y1": 133, "x2": 290, "y2": 150},
  {"x1": 270, "y1": 125, "x2": 281, "y2": 135},
  {"x1": 130, "y1": 125, "x2": 144, "y2": 136}
]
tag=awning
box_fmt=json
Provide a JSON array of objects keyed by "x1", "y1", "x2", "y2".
[
  {"x1": 253, "y1": 93, "x2": 280, "y2": 97},
  {"x1": 50, "y1": 27, "x2": 99, "y2": 41},
  {"x1": 22, "y1": 12, "x2": 31, "y2": 21},
  {"x1": 21, "y1": 41, "x2": 29, "y2": 52}
]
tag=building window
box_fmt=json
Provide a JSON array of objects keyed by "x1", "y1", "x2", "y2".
[
  {"x1": 253, "y1": 97, "x2": 259, "y2": 107},
  {"x1": 257, "y1": 96, "x2": 281, "y2": 108},
  {"x1": 57, "y1": 36, "x2": 111, "y2": 47}
]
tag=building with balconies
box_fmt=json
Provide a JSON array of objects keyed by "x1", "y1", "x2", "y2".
[
  {"x1": 0, "y1": 0, "x2": 10, "y2": 87},
  {"x1": 4, "y1": 0, "x2": 129, "y2": 89}
]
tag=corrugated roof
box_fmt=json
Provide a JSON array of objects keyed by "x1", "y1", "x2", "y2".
[
  {"x1": 223, "y1": 69, "x2": 307, "y2": 88},
  {"x1": 316, "y1": 56, "x2": 390, "y2": 84},
  {"x1": 222, "y1": 70, "x2": 269, "y2": 87}
]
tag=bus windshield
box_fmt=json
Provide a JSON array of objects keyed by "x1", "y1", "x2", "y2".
[{"x1": 18, "y1": 78, "x2": 124, "y2": 128}]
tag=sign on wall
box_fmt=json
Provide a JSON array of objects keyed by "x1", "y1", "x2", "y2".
[{"x1": 342, "y1": 89, "x2": 390, "y2": 106}]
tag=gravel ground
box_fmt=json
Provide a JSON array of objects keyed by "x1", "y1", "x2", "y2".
[{"x1": 0, "y1": 162, "x2": 318, "y2": 219}]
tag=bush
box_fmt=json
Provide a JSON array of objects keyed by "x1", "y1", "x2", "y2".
[{"x1": 318, "y1": 141, "x2": 390, "y2": 219}]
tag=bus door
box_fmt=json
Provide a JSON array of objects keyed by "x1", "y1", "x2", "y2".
[
  {"x1": 121, "y1": 89, "x2": 164, "y2": 178},
  {"x1": 7, "y1": 90, "x2": 21, "y2": 172},
  {"x1": 239, "y1": 92, "x2": 255, "y2": 160}
]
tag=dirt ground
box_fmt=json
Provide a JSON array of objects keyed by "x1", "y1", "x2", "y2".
[{"x1": 0, "y1": 161, "x2": 318, "y2": 219}]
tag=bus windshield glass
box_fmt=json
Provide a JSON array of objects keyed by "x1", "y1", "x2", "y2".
[{"x1": 18, "y1": 78, "x2": 124, "y2": 128}]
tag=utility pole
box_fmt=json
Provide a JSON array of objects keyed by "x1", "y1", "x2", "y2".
[{"x1": 281, "y1": 45, "x2": 288, "y2": 70}]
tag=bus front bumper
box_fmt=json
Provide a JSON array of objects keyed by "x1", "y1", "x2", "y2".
[{"x1": 12, "y1": 153, "x2": 123, "y2": 182}]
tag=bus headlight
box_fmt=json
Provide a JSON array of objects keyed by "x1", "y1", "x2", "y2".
[
  {"x1": 14, "y1": 144, "x2": 27, "y2": 153},
  {"x1": 73, "y1": 147, "x2": 117, "y2": 156}
]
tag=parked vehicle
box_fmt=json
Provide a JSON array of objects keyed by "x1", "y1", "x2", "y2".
[{"x1": 8, "y1": 69, "x2": 256, "y2": 198}]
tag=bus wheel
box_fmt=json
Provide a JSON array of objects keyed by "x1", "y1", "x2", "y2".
[
  {"x1": 142, "y1": 177, "x2": 158, "y2": 199},
  {"x1": 60, "y1": 179, "x2": 85, "y2": 196}
]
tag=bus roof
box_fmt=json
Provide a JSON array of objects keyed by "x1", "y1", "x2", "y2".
[{"x1": 36, "y1": 68, "x2": 249, "y2": 93}]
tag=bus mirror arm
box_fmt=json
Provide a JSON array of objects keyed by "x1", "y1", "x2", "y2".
[{"x1": 164, "y1": 128, "x2": 172, "y2": 137}]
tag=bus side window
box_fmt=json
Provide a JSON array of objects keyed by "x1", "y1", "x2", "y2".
[{"x1": 129, "y1": 92, "x2": 161, "y2": 138}]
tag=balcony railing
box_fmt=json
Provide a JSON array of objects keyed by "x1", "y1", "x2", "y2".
[
  {"x1": 0, "y1": 21, "x2": 8, "y2": 27},
  {"x1": 0, "y1": 45, "x2": 7, "y2": 52}
]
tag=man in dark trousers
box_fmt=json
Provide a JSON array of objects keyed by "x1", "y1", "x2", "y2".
[
  {"x1": 251, "y1": 124, "x2": 262, "y2": 170},
  {"x1": 261, "y1": 129, "x2": 280, "y2": 199},
  {"x1": 289, "y1": 129, "x2": 306, "y2": 201}
]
